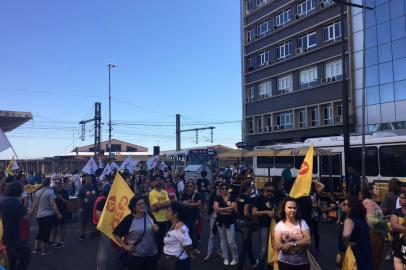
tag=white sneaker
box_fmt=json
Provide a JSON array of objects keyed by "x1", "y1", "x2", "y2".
[
  {"x1": 230, "y1": 259, "x2": 238, "y2": 266},
  {"x1": 223, "y1": 258, "x2": 229, "y2": 265}
]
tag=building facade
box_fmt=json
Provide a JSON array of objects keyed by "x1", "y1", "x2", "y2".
[
  {"x1": 241, "y1": 0, "x2": 352, "y2": 146},
  {"x1": 352, "y1": 0, "x2": 406, "y2": 132}
]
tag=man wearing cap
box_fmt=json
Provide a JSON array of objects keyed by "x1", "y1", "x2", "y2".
[{"x1": 149, "y1": 175, "x2": 170, "y2": 256}]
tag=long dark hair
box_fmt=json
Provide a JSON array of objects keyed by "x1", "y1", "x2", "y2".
[
  {"x1": 128, "y1": 194, "x2": 144, "y2": 213},
  {"x1": 239, "y1": 180, "x2": 252, "y2": 195},
  {"x1": 361, "y1": 182, "x2": 376, "y2": 200},
  {"x1": 170, "y1": 201, "x2": 187, "y2": 223},
  {"x1": 348, "y1": 196, "x2": 366, "y2": 219},
  {"x1": 278, "y1": 197, "x2": 300, "y2": 222}
]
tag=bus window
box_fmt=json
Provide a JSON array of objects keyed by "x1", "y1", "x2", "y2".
[
  {"x1": 332, "y1": 153, "x2": 341, "y2": 175},
  {"x1": 257, "y1": 156, "x2": 274, "y2": 168},
  {"x1": 275, "y1": 156, "x2": 294, "y2": 169},
  {"x1": 294, "y1": 156, "x2": 318, "y2": 173},
  {"x1": 349, "y1": 147, "x2": 378, "y2": 176},
  {"x1": 380, "y1": 145, "x2": 406, "y2": 177}
]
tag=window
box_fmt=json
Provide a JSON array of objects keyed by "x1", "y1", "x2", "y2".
[
  {"x1": 247, "y1": 57, "x2": 253, "y2": 71},
  {"x1": 309, "y1": 107, "x2": 319, "y2": 127},
  {"x1": 127, "y1": 146, "x2": 138, "y2": 152},
  {"x1": 300, "y1": 66, "x2": 318, "y2": 87},
  {"x1": 258, "y1": 50, "x2": 271, "y2": 66},
  {"x1": 257, "y1": 156, "x2": 275, "y2": 168},
  {"x1": 275, "y1": 111, "x2": 293, "y2": 130},
  {"x1": 256, "y1": 0, "x2": 266, "y2": 6},
  {"x1": 275, "y1": 156, "x2": 294, "y2": 168},
  {"x1": 323, "y1": 105, "x2": 333, "y2": 125},
  {"x1": 324, "y1": 21, "x2": 341, "y2": 42},
  {"x1": 297, "y1": 32, "x2": 317, "y2": 51},
  {"x1": 247, "y1": 0, "x2": 254, "y2": 12},
  {"x1": 299, "y1": 110, "x2": 306, "y2": 128},
  {"x1": 380, "y1": 145, "x2": 406, "y2": 177},
  {"x1": 247, "y1": 86, "x2": 255, "y2": 101},
  {"x1": 108, "y1": 144, "x2": 121, "y2": 152},
  {"x1": 247, "y1": 28, "x2": 254, "y2": 43},
  {"x1": 258, "y1": 81, "x2": 272, "y2": 97},
  {"x1": 325, "y1": 59, "x2": 343, "y2": 79},
  {"x1": 277, "y1": 74, "x2": 293, "y2": 93},
  {"x1": 350, "y1": 147, "x2": 379, "y2": 176},
  {"x1": 335, "y1": 103, "x2": 342, "y2": 122},
  {"x1": 275, "y1": 9, "x2": 292, "y2": 27},
  {"x1": 257, "y1": 21, "x2": 270, "y2": 36},
  {"x1": 256, "y1": 116, "x2": 263, "y2": 132},
  {"x1": 265, "y1": 115, "x2": 271, "y2": 131},
  {"x1": 297, "y1": 0, "x2": 316, "y2": 16},
  {"x1": 276, "y1": 42, "x2": 292, "y2": 59},
  {"x1": 248, "y1": 119, "x2": 254, "y2": 134},
  {"x1": 321, "y1": 0, "x2": 333, "y2": 6}
]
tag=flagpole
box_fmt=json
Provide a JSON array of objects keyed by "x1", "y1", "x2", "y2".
[{"x1": 10, "y1": 144, "x2": 25, "y2": 174}]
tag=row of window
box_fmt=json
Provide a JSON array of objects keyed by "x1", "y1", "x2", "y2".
[
  {"x1": 246, "y1": 0, "x2": 334, "y2": 43},
  {"x1": 246, "y1": 59, "x2": 343, "y2": 101},
  {"x1": 246, "y1": 102, "x2": 342, "y2": 134},
  {"x1": 247, "y1": 21, "x2": 341, "y2": 70}
]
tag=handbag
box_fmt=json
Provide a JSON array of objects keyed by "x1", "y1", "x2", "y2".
[{"x1": 306, "y1": 249, "x2": 321, "y2": 270}]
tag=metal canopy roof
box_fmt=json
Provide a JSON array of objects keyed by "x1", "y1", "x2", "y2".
[{"x1": 0, "y1": 110, "x2": 32, "y2": 132}]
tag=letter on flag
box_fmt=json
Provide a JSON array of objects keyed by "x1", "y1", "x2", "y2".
[
  {"x1": 0, "y1": 128, "x2": 11, "y2": 153},
  {"x1": 97, "y1": 173, "x2": 134, "y2": 245},
  {"x1": 82, "y1": 157, "x2": 98, "y2": 174},
  {"x1": 146, "y1": 155, "x2": 159, "y2": 171},
  {"x1": 289, "y1": 145, "x2": 314, "y2": 198}
]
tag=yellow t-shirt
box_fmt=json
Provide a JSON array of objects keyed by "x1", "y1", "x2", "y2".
[{"x1": 149, "y1": 188, "x2": 170, "y2": 222}]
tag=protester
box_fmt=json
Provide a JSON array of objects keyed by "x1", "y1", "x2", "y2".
[
  {"x1": 381, "y1": 178, "x2": 401, "y2": 260},
  {"x1": 213, "y1": 182, "x2": 238, "y2": 266},
  {"x1": 180, "y1": 181, "x2": 201, "y2": 254},
  {"x1": 149, "y1": 175, "x2": 171, "y2": 256},
  {"x1": 196, "y1": 170, "x2": 210, "y2": 216},
  {"x1": 32, "y1": 178, "x2": 62, "y2": 255},
  {"x1": 274, "y1": 197, "x2": 311, "y2": 270},
  {"x1": 1, "y1": 182, "x2": 31, "y2": 270},
  {"x1": 165, "y1": 178, "x2": 177, "y2": 202},
  {"x1": 50, "y1": 178, "x2": 70, "y2": 248},
  {"x1": 94, "y1": 184, "x2": 112, "y2": 270},
  {"x1": 113, "y1": 194, "x2": 159, "y2": 270},
  {"x1": 361, "y1": 182, "x2": 387, "y2": 270},
  {"x1": 342, "y1": 196, "x2": 373, "y2": 270},
  {"x1": 253, "y1": 181, "x2": 277, "y2": 270},
  {"x1": 236, "y1": 181, "x2": 258, "y2": 270},
  {"x1": 78, "y1": 174, "x2": 99, "y2": 241},
  {"x1": 281, "y1": 164, "x2": 293, "y2": 194},
  {"x1": 308, "y1": 181, "x2": 325, "y2": 256},
  {"x1": 391, "y1": 190, "x2": 406, "y2": 270},
  {"x1": 204, "y1": 179, "x2": 220, "y2": 261},
  {"x1": 159, "y1": 202, "x2": 193, "y2": 270}
]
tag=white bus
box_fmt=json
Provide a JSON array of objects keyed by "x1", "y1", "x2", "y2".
[{"x1": 253, "y1": 132, "x2": 406, "y2": 196}]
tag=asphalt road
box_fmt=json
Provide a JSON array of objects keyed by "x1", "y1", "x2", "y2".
[{"x1": 30, "y1": 215, "x2": 392, "y2": 270}]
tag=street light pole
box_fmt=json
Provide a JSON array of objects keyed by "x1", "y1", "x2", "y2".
[{"x1": 108, "y1": 63, "x2": 117, "y2": 163}]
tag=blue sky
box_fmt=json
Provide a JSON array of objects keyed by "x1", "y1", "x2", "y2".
[{"x1": 0, "y1": 0, "x2": 242, "y2": 159}]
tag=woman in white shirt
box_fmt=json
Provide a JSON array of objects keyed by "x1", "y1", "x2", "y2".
[
  {"x1": 274, "y1": 197, "x2": 311, "y2": 270},
  {"x1": 160, "y1": 202, "x2": 193, "y2": 270}
]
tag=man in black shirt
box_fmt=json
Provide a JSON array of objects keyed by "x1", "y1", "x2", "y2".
[
  {"x1": 1, "y1": 182, "x2": 30, "y2": 270},
  {"x1": 252, "y1": 182, "x2": 277, "y2": 270},
  {"x1": 181, "y1": 181, "x2": 201, "y2": 253},
  {"x1": 196, "y1": 170, "x2": 210, "y2": 215},
  {"x1": 78, "y1": 174, "x2": 99, "y2": 240}
]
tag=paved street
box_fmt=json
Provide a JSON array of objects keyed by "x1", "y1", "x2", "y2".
[{"x1": 30, "y1": 215, "x2": 392, "y2": 270}]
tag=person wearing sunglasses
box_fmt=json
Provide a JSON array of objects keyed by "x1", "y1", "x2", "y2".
[
  {"x1": 180, "y1": 181, "x2": 201, "y2": 255},
  {"x1": 253, "y1": 181, "x2": 278, "y2": 270},
  {"x1": 391, "y1": 190, "x2": 406, "y2": 270},
  {"x1": 213, "y1": 182, "x2": 238, "y2": 266},
  {"x1": 342, "y1": 197, "x2": 373, "y2": 270}
]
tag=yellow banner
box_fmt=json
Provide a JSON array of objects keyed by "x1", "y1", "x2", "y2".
[
  {"x1": 342, "y1": 246, "x2": 357, "y2": 270},
  {"x1": 267, "y1": 218, "x2": 279, "y2": 269},
  {"x1": 289, "y1": 145, "x2": 314, "y2": 198},
  {"x1": 97, "y1": 173, "x2": 134, "y2": 245}
]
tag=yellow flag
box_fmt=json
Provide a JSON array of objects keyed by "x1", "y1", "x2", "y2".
[
  {"x1": 289, "y1": 145, "x2": 314, "y2": 198},
  {"x1": 267, "y1": 218, "x2": 279, "y2": 270},
  {"x1": 97, "y1": 173, "x2": 134, "y2": 245},
  {"x1": 342, "y1": 246, "x2": 357, "y2": 270},
  {"x1": 4, "y1": 157, "x2": 15, "y2": 176}
]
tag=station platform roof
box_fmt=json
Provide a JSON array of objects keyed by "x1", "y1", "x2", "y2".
[{"x1": 0, "y1": 110, "x2": 32, "y2": 132}]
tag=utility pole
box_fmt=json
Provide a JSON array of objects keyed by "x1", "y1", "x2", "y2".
[
  {"x1": 332, "y1": 0, "x2": 373, "y2": 183},
  {"x1": 176, "y1": 114, "x2": 181, "y2": 151},
  {"x1": 175, "y1": 114, "x2": 215, "y2": 149},
  {"x1": 108, "y1": 63, "x2": 117, "y2": 162},
  {"x1": 79, "y1": 102, "x2": 102, "y2": 157}
]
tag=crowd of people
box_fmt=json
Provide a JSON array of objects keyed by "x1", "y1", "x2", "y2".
[{"x1": 0, "y1": 164, "x2": 405, "y2": 270}]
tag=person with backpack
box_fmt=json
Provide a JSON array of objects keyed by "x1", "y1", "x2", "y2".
[{"x1": 94, "y1": 184, "x2": 111, "y2": 270}]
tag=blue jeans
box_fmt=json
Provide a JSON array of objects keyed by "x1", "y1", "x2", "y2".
[
  {"x1": 258, "y1": 226, "x2": 270, "y2": 270},
  {"x1": 97, "y1": 233, "x2": 111, "y2": 270},
  {"x1": 206, "y1": 213, "x2": 218, "y2": 256},
  {"x1": 218, "y1": 224, "x2": 238, "y2": 261}
]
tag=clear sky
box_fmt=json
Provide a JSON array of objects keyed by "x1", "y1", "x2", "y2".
[{"x1": 0, "y1": 0, "x2": 242, "y2": 159}]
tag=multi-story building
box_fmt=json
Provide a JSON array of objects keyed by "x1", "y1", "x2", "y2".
[
  {"x1": 241, "y1": 0, "x2": 351, "y2": 146},
  {"x1": 352, "y1": 0, "x2": 406, "y2": 132},
  {"x1": 241, "y1": 0, "x2": 406, "y2": 147}
]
